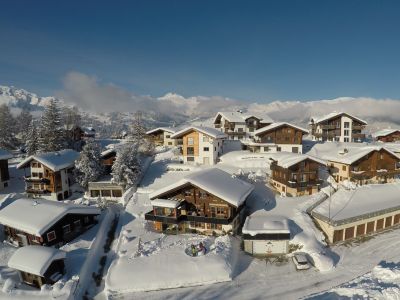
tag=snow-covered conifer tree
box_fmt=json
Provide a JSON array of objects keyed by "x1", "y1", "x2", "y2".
[
  {"x1": 0, "y1": 104, "x2": 17, "y2": 150},
  {"x1": 129, "y1": 111, "x2": 147, "y2": 143},
  {"x1": 25, "y1": 120, "x2": 39, "y2": 155},
  {"x1": 38, "y1": 99, "x2": 65, "y2": 152},
  {"x1": 16, "y1": 108, "x2": 33, "y2": 144},
  {"x1": 111, "y1": 143, "x2": 141, "y2": 188},
  {"x1": 75, "y1": 139, "x2": 104, "y2": 189}
]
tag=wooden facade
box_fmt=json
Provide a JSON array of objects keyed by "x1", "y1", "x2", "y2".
[
  {"x1": 4, "y1": 213, "x2": 98, "y2": 248},
  {"x1": 270, "y1": 159, "x2": 323, "y2": 196},
  {"x1": 257, "y1": 125, "x2": 304, "y2": 145},
  {"x1": 182, "y1": 130, "x2": 200, "y2": 158},
  {"x1": 145, "y1": 183, "x2": 243, "y2": 235},
  {"x1": 376, "y1": 131, "x2": 400, "y2": 142},
  {"x1": 19, "y1": 259, "x2": 65, "y2": 288},
  {"x1": 329, "y1": 149, "x2": 400, "y2": 184},
  {"x1": 0, "y1": 159, "x2": 10, "y2": 189},
  {"x1": 101, "y1": 151, "x2": 117, "y2": 174}
]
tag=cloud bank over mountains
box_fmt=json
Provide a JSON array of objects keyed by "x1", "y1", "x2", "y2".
[{"x1": 1, "y1": 71, "x2": 400, "y2": 131}]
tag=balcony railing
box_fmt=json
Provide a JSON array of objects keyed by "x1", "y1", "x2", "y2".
[
  {"x1": 320, "y1": 124, "x2": 338, "y2": 130},
  {"x1": 352, "y1": 125, "x2": 365, "y2": 130},
  {"x1": 24, "y1": 177, "x2": 50, "y2": 184},
  {"x1": 350, "y1": 169, "x2": 400, "y2": 179},
  {"x1": 352, "y1": 133, "x2": 365, "y2": 139},
  {"x1": 144, "y1": 211, "x2": 234, "y2": 225},
  {"x1": 26, "y1": 189, "x2": 51, "y2": 194},
  {"x1": 287, "y1": 180, "x2": 323, "y2": 188}
]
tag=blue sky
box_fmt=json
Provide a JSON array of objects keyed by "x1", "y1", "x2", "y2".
[{"x1": 1, "y1": 0, "x2": 399, "y2": 102}]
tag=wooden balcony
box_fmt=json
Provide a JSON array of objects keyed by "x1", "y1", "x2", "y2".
[
  {"x1": 352, "y1": 133, "x2": 365, "y2": 139},
  {"x1": 350, "y1": 169, "x2": 400, "y2": 179},
  {"x1": 144, "y1": 211, "x2": 234, "y2": 225},
  {"x1": 26, "y1": 188, "x2": 51, "y2": 195},
  {"x1": 320, "y1": 124, "x2": 338, "y2": 130},
  {"x1": 287, "y1": 180, "x2": 323, "y2": 188},
  {"x1": 352, "y1": 125, "x2": 365, "y2": 130},
  {"x1": 24, "y1": 177, "x2": 50, "y2": 184}
]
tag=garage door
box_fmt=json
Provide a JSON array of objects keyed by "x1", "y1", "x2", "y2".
[{"x1": 252, "y1": 240, "x2": 287, "y2": 255}]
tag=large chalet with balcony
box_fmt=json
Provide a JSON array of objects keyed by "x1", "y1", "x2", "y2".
[
  {"x1": 269, "y1": 153, "x2": 326, "y2": 197},
  {"x1": 244, "y1": 122, "x2": 309, "y2": 154},
  {"x1": 0, "y1": 149, "x2": 12, "y2": 190},
  {"x1": 171, "y1": 126, "x2": 227, "y2": 165},
  {"x1": 325, "y1": 146, "x2": 400, "y2": 185},
  {"x1": 310, "y1": 112, "x2": 367, "y2": 142},
  {"x1": 213, "y1": 111, "x2": 273, "y2": 140},
  {"x1": 0, "y1": 198, "x2": 100, "y2": 248},
  {"x1": 144, "y1": 168, "x2": 254, "y2": 235},
  {"x1": 17, "y1": 149, "x2": 79, "y2": 201}
]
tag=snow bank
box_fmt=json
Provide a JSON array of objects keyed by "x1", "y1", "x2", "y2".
[{"x1": 106, "y1": 235, "x2": 236, "y2": 294}]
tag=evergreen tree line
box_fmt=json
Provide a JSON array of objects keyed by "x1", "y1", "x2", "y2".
[{"x1": 0, "y1": 100, "x2": 81, "y2": 154}]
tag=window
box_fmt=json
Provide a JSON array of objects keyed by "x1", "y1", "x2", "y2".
[
  {"x1": 63, "y1": 224, "x2": 71, "y2": 234},
  {"x1": 344, "y1": 130, "x2": 349, "y2": 136},
  {"x1": 112, "y1": 190, "x2": 122, "y2": 197},
  {"x1": 168, "y1": 142, "x2": 172, "y2": 145},
  {"x1": 188, "y1": 137, "x2": 194, "y2": 145},
  {"x1": 342, "y1": 165, "x2": 347, "y2": 171},
  {"x1": 187, "y1": 147, "x2": 194, "y2": 155},
  {"x1": 287, "y1": 129, "x2": 291, "y2": 133},
  {"x1": 187, "y1": 157, "x2": 195, "y2": 162},
  {"x1": 344, "y1": 122, "x2": 350, "y2": 129},
  {"x1": 203, "y1": 136, "x2": 209, "y2": 142},
  {"x1": 292, "y1": 147, "x2": 299, "y2": 153},
  {"x1": 344, "y1": 137, "x2": 349, "y2": 142},
  {"x1": 380, "y1": 154, "x2": 384, "y2": 160},
  {"x1": 90, "y1": 190, "x2": 100, "y2": 197},
  {"x1": 277, "y1": 147, "x2": 281, "y2": 152},
  {"x1": 38, "y1": 173, "x2": 43, "y2": 178},
  {"x1": 263, "y1": 147, "x2": 270, "y2": 152},
  {"x1": 166, "y1": 135, "x2": 170, "y2": 138},
  {"x1": 249, "y1": 127, "x2": 254, "y2": 132},
  {"x1": 238, "y1": 128, "x2": 243, "y2": 133},
  {"x1": 32, "y1": 162, "x2": 37, "y2": 168},
  {"x1": 101, "y1": 190, "x2": 111, "y2": 197},
  {"x1": 74, "y1": 220, "x2": 81, "y2": 229},
  {"x1": 214, "y1": 147, "x2": 217, "y2": 151},
  {"x1": 203, "y1": 147, "x2": 209, "y2": 152},
  {"x1": 47, "y1": 231, "x2": 56, "y2": 242},
  {"x1": 199, "y1": 191, "x2": 208, "y2": 198},
  {"x1": 32, "y1": 172, "x2": 38, "y2": 177}
]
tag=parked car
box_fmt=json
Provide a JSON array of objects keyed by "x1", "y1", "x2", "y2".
[{"x1": 292, "y1": 253, "x2": 311, "y2": 270}]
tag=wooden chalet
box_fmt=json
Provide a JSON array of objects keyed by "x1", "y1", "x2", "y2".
[
  {"x1": 145, "y1": 168, "x2": 254, "y2": 235},
  {"x1": 17, "y1": 149, "x2": 79, "y2": 201},
  {"x1": 101, "y1": 148, "x2": 117, "y2": 174},
  {"x1": 0, "y1": 198, "x2": 100, "y2": 248},
  {"x1": 8, "y1": 246, "x2": 66, "y2": 288},
  {"x1": 0, "y1": 149, "x2": 12, "y2": 190},
  {"x1": 146, "y1": 127, "x2": 180, "y2": 147},
  {"x1": 245, "y1": 122, "x2": 309, "y2": 154},
  {"x1": 326, "y1": 146, "x2": 400, "y2": 184},
  {"x1": 310, "y1": 112, "x2": 367, "y2": 143},
  {"x1": 373, "y1": 129, "x2": 400, "y2": 143},
  {"x1": 269, "y1": 153, "x2": 326, "y2": 197},
  {"x1": 213, "y1": 111, "x2": 273, "y2": 140}
]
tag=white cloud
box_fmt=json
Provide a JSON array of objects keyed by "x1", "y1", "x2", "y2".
[{"x1": 57, "y1": 72, "x2": 240, "y2": 117}]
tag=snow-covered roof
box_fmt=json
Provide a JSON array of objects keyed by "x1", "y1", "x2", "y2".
[
  {"x1": 320, "y1": 146, "x2": 399, "y2": 165},
  {"x1": 8, "y1": 245, "x2": 66, "y2": 276},
  {"x1": 312, "y1": 183, "x2": 400, "y2": 225},
  {"x1": 269, "y1": 152, "x2": 326, "y2": 168},
  {"x1": 150, "y1": 168, "x2": 254, "y2": 207},
  {"x1": 151, "y1": 199, "x2": 183, "y2": 208},
  {"x1": 0, "y1": 149, "x2": 12, "y2": 160},
  {"x1": 101, "y1": 148, "x2": 117, "y2": 158},
  {"x1": 146, "y1": 127, "x2": 179, "y2": 135},
  {"x1": 254, "y1": 122, "x2": 309, "y2": 136},
  {"x1": 171, "y1": 126, "x2": 227, "y2": 139},
  {"x1": 213, "y1": 111, "x2": 273, "y2": 124},
  {"x1": 312, "y1": 112, "x2": 367, "y2": 125},
  {"x1": 242, "y1": 212, "x2": 290, "y2": 236},
  {"x1": 17, "y1": 149, "x2": 80, "y2": 171},
  {"x1": 372, "y1": 129, "x2": 400, "y2": 138},
  {"x1": 0, "y1": 198, "x2": 100, "y2": 236}
]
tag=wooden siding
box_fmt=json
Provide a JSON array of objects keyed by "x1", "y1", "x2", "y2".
[
  {"x1": 376, "y1": 131, "x2": 400, "y2": 142},
  {"x1": 182, "y1": 130, "x2": 199, "y2": 157},
  {"x1": 258, "y1": 125, "x2": 304, "y2": 144}
]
